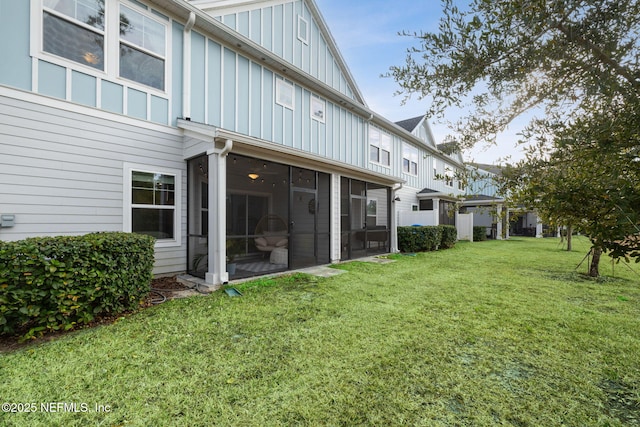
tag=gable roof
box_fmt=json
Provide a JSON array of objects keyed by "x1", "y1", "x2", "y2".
[
  {"x1": 186, "y1": 0, "x2": 367, "y2": 106},
  {"x1": 471, "y1": 163, "x2": 505, "y2": 176},
  {"x1": 152, "y1": 0, "x2": 465, "y2": 168},
  {"x1": 395, "y1": 115, "x2": 424, "y2": 133}
]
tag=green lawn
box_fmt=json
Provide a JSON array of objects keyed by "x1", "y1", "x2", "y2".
[{"x1": 1, "y1": 237, "x2": 639, "y2": 426}]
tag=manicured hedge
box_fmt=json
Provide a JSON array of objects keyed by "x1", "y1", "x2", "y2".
[
  {"x1": 473, "y1": 226, "x2": 488, "y2": 241},
  {"x1": 440, "y1": 225, "x2": 458, "y2": 249},
  {"x1": 397, "y1": 225, "x2": 457, "y2": 253},
  {"x1": 0, "y1": 232, "x2": 155, "y2": 339}
]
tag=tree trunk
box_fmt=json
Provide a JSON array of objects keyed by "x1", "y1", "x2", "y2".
[
  {"x1": 589, "y1": 247, "x2": 602, "y2": 277},
  {"x1": 566, "y1": 224, "x2": 572, "y2": 252}
]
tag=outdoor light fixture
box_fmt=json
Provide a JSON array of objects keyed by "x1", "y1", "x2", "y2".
[{"x1": 248, "y1": 173, "x2": 259, "y2": 180}]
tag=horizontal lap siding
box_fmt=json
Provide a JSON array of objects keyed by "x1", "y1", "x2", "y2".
[{"x1": 0, "y1": 95, "x2": 186, "y2": 275}]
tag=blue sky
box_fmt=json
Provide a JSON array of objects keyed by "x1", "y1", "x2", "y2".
[{"x1": 314, "y1": 0, "x2": 528, "y2": 164}]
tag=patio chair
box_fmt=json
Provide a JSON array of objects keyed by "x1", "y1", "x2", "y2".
[{"x1": 254, "y1": 214, "x2": 288, "y2": 253}]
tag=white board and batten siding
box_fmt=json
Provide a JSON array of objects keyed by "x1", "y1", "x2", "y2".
[
  {"x1": 187, "y1": 31, "x2": 368, "y2": 172},
  {"x1": 0, "y1": 90, "x2": 186, "y2": 275},
  {"x1": 200, "y1": 0, "x2": 358, "y2": 101}
]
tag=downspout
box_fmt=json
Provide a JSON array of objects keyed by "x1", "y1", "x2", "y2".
[
  {"x1": 182, "y1": 12, "x2": 196, "y2": 120},
  {"x1": 391, "y1": 182, "x2": 403, "y2": 253}
]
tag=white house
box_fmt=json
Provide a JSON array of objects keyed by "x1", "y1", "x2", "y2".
[
  {"x1": 0, "y1": 0, "x2": 465, "y2": 286},
  {"x1": 395, "y1": 116, "x2": 466, "y2": 228},
  {"x1": 461, "y1": 163, "x2": 544, "y2": 239}
]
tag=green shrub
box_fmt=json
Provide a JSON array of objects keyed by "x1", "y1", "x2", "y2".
[
  {"x1": 439, "y1": 225, "x2": 458, "y2": 249},
  {"x1": 397, "y1": 226, "x2": 441, "y2": 252},
  {"x1": 473, "y1": 226, "x2": 488, "y2": 241},
  {"x1": 0, "y1": 232, "x2": 155, "y2": 340}
]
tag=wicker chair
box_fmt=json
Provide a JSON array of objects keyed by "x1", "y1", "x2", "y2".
[{"x1": 254, "y1": 214, "x2": 288, "y2": 253}]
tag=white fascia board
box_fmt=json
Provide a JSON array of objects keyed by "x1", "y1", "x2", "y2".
[{"x1": 177, "y1": 119, "x2": 404, "y2": 185}]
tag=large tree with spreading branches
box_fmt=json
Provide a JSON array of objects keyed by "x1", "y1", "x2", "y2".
[{"x1": 390, "y1": 0, "x2": 640, "y2": 276}]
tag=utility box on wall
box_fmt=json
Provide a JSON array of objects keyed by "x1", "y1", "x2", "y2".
[{"x1": 0, "y1": 214, "x2": 15, "y2": 228}]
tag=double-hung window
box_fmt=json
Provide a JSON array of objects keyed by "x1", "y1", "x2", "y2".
[
  {"x1": 369, "y1": 127, "x2": 391, "y2": 166},
  {"x1": 119, "y1": 4, "x2": 166, "y2": 90},
  {"x1": 42, "y1": 0, "x2": 105, "y2": 71},
  {"x1": 402, "y1": 144, "x2": 418, "y2": 175},
  {"x1": 40, "y1": 0, "x2": 167, "y2": 92},
  {"x1": 445, "y1": 168, "x2": 454, "y2": 187},
  {"x1": 125, "y1": 165, "x2": 181, "y2": 246}
]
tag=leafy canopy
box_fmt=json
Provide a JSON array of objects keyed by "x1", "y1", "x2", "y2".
[{"x1": 390, "y1": 0, "x2": 640, "y2": 148}]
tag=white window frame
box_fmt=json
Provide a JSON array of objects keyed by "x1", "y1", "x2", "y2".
[
  {"x1": 276, "y1": 78, "x2": 295, "y2": 110},
  {"x1": 297, "y1": 15, "x2": 309, "y2": 45},
  {"x1": 367, "y1": 197, "x2": 378, "y2": 219},
  {"x1": 402, "y1": 144, "x2": 419, "y2": 176},
  {"x1": 311, "y1": 96, "x2": 325, "y2": 123},
  {"x1": 118, "y1": 2, "x2": 168, "y2": 91},
  {"x1": 369, "y1": 126, "x2": 391, "y2": 167},
  {"x1": 123, "y1": 163, "x2": 182, "y2": 248},
  {"x1": 445, "y1": 167, "x2": 454, "y2": 187},
  {"x1": 32, "y1": 0, "x2": 170, "y2": 96},
  {"x1": 36, "y1": 0, "x2": 108, "y2": 75}
]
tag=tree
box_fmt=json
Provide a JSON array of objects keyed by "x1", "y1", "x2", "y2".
[
  {"x1": 390, "y1": 0, "x2": 640, "y2": 148},
  {"x1": 500, "y1": 103, "x2": 640, "y2": 276},
  {"x1": 390, "y1": 0, "x2": 640, "y2": 276}
]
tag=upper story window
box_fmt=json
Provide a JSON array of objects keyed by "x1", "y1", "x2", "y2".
[
  {"x1": 39, "y1": 0, "x2": 167, "y2": 92},
  {"x1": 276, "y1": 79, "x2": 294, "y2": 109},
  {"x1": 369, "y1": 127, "x2": 391, "y2": 167},
  {"x1": 43, "y1": 0, "x2": 106, "y2": 71},
  {"x1": 445, "y1": 168, "x2": 454, "y2": 187},
  {"x1": 403, "y1": 144, "x2": 418, "y2": 175},
  {"x1": 119, "y1": 4, "x2": 166, "y2": 90}
]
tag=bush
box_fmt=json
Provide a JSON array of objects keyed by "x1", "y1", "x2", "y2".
[
  {"x1": 398, "y1": 226, "x2": 458, "y2": 253},
  {"x1": 0, "y1": 232, "x2": 155, "y2": 339},
  {"x1": 473, "y1": 226, "x2": 488, "y2": 241},
  {"x1": 440, "y1": 225, "x2": 458, "y2": 249}
]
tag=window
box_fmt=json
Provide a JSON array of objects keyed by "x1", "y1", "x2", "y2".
[
  {"x1": 39, "y1": 0, "x2": 167, "y2": 92},
  {"x1": 124, "y1": 164, "x2": 181, "y2": 246},
  {"x1": 445, "y1": 168, "x2": 454, "y2": 187},
  {"x1": 369, "y1": 127, "x2": 391, "y2": 166},
  {"x1": 276, "y1": 79, "x2": 294, "y2": 109},
  {"x1": 119, "y1": 4, "x2": 166, "y2": 90},
  {"x1": 297, "y1": 15, "x2": 309, "y2": 44},
  {"x1": 433, "y1": 159, "x2": 438, "y2": 179},
  {"x1": 42, "y1": 0, "x2": 105, "y2": 70},
  {"x1": 419, "y1": 199, "x2": 434, "y2": 211},
  {"x1": 311, "y1": 96, "x2": 325, "y2": 122},
  {"x1": 403, "y1": 144, "x2": 418, "y2": 175}
]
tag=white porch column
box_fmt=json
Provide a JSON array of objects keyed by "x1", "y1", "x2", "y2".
[
  {"x1": 536, "y1": 214, "x2": 544, "y2": 238},
  {"x1": 205, "y1": 139, "x2": 232, "y2": 285},
  {"x1": 504, "y1": 209, "x2": 510, "y2": 239},
  {"x1": 330, "y1": 174, "x2": 341, "y2": 263},
  {"x1": 496, "y1": 204, "x2": 503, "y2": 240},
  {"x1": 432, "y1": 198, "x2": 440, "y2": 225}
]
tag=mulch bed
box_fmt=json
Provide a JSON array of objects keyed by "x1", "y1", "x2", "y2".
[{"x1": 0, "y1": 276, "x2": 190, "y2": 353}]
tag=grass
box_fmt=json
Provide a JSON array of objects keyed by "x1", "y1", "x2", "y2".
[{"x1": 1, "y1": 237, "x2": 639, "y2": 426}]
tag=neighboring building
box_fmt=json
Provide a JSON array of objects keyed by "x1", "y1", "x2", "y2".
[
  {"x1": 0, "y1": 0, "x2": 464, "y2": 286},
  {"x1": 461, "y1": 163, "x2": 544, "y2": 239},
  {"x1": 394, "y1": 116, "x2": 466, "y2": 228}
]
